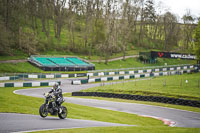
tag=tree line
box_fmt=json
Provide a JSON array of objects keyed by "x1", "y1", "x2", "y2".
[{"x1": 0, "y1": 0, "x2": 199, "y2": 63}]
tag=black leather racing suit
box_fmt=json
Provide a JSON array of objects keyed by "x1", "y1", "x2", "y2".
[{"x1": 49, "y1": 86, "x2": 63, "y2": 107}]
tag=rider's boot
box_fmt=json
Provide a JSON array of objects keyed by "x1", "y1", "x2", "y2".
[{"x1": 59, "y1": 107, "x2": 62, "y2": 114}]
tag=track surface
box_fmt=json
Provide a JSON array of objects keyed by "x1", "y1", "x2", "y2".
[
  {"x1": 15, "y1": 79, "x2": 200, "y2": 128},
  {"x1": 0, "y1": 113, "x2": 130, "y2": 133},
  {"x1": 2, "y1": 78, "x2": 200, "y2": 132}
]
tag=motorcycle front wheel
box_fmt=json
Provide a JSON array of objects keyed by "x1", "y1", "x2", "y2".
[
  {"x1": 39, "y1": 104, "x2": 48, "y2": 118},
  {"x1": 58, "y1": 106, "x2": 67, "y2": 119}
]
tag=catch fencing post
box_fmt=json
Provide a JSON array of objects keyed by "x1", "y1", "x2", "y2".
[
  {"x1": 149, "y1": 79, "x2": 151, "y2": 86},
  {"x1": 180, "y1": 79, "x2": 182, "y2": 87},
  {"x1": 163, "y1": 79, "x2": 166, "y2": 87}
]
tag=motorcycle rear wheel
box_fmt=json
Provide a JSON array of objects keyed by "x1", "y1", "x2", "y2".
[
  {"x1": 58, "y1": 106, "x2": 67, "y2": 119},
  {"x1": 39, "y1": 104, "x2": 48, "y2": 118}
]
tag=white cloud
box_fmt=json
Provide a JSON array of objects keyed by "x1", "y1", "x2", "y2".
[{"x1": 155, "y1": 0, "x2": 200, "y2": 17}]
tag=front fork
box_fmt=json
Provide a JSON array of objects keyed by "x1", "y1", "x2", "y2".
[
  {"x1": 44, "y1": 100, "x2": 49, "y2": 110},
  {"x1": 45, "y1": 99, "x2": 48, "y2": 104}
]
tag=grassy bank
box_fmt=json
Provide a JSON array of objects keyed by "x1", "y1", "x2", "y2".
[
  {"x1": 94, "y1": 58, "x2": 196, "y2": 70},
  {"x1": 0, "y1": 62, "x2": 43, "y2": 73},
  {"x1": 0, "y1": 55, "x2": 28, "y2": 61},
  {"x1": 81, "y1": 73, "x2": 200, "y2": 101},
  {"x1": 0, "y1": 58, "x2": 196, "y2": 73},
  {"x1": 0, "y1": 62, "x2": 87, "y2": 74}
]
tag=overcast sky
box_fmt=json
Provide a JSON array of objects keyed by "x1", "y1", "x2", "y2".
[{"x1": 155, "y1": 0, "x2": 200, "y2": 18}]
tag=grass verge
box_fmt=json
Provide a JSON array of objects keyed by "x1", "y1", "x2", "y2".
[
  {"x1": 31, "y1": 126, "x2": 200, "y2": 133},
  {"x1": 81, "y1": 73, "x2": 200, "y2": 101},
  {"x1": 0, "y1": 87, "x2": 163, "y2": 126},
  {"x1": 63, "y1": 93, "x2": 200, "y2": 113}
]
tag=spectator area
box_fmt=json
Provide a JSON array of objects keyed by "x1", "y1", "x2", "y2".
[
  {"x1": 33, "y1": 57, "x2": 57, "y2": 66},
  {"x1": 48, "y1": 58, "x2": 75, "y2": 66},
  {"x1": 28, "y1": 56, "x2": 95, "y2": 71},
  {"x1": 67, "y1": 57, "x2": 89, "y2": 66}
]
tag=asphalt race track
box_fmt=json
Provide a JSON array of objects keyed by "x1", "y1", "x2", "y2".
[
  {"x1": 2, "y1": 78, "x2": 200, "y2": 132},
  {"x1": 0, "y1": 113, "x2": 131, "y2": 133}
]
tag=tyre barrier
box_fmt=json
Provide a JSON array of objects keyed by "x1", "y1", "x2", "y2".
[
  {"x1": 0, "y1": 81, "x2": 61, "y2": 87},
  {"x1": 72, "y1": 69, "x2": 198, "y2": 85},
  {"x1": 72, "y1": 92, "x2": 200, "y2": 108}
]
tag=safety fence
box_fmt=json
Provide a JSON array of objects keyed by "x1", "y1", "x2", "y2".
[
  {"x1": 0, "y1": 64, "x2": 198, "y2": 81},
  {"x1": 0, "y1": 73, "x2": 81, "y2": 81},
  {"x1": 86, "y1": 64, "x2": 197, "y2": 77},
  {"x1": 72, "y1": 68, "x2": 199, "y2": 85},
  {"x1": 0, "y1": 81, "x2": 61, "y2": 88},
  {"x1": 72, "y1": 92, "x2": 200, "y2": 108}
]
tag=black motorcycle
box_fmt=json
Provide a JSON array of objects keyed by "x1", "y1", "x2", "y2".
[{"x1": 39, "y1": 92, "x2": 67, "y2": 119}]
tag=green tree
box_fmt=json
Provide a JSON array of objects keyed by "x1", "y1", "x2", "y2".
[{"x1": 194, "y1": 21, "x2": 200, "y2": 61}]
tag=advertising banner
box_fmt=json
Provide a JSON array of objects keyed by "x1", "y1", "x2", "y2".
[{"x1": 151, "y1": 51, "x2": 196, "y2": 60}]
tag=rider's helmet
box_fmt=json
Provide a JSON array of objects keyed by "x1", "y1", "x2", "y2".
[{"x1": 53, "y1": 82, "x2": 59, "y2": 90}]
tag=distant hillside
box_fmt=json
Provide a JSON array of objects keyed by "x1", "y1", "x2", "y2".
[{"x1": 0, "y1": 0, "x2": 198, "y2": 63}]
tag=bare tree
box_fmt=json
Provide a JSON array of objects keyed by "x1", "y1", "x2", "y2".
[
  {"x1": 182, "y1": 10, "x2": 196, "y2": 50},
  {"x1": 163, "y1": 12, "x2": 179, "y2": 50},
  {"x1": 102, "y1": 0, "x2": 118, "y2": 64},
  {"x1": 53, "y1": 0, "x2": 66, "y2": 39},
  {"x1": 138, "y1": 0, "x2": 145, "y2": 47},
  {"x1": 118, "y1": 0, "x2": 130, "y2": 60}
]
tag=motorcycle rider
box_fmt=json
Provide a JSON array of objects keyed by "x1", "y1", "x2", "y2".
[{"x1": 49, "y1": 82, "x2": 64, "y2": 112}]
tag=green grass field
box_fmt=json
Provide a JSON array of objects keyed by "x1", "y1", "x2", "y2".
[{"x1": 81, "y1": 73, "x2": 200, "y2": 101}]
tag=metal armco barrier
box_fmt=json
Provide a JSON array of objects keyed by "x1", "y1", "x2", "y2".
[{"x1": 72, "y1": 92, "x2": 200, "y2": 108}]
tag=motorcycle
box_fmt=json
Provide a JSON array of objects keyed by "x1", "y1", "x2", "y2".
[{"x1": 39, "y1": 92, "x2": 67, "y2": 119}]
